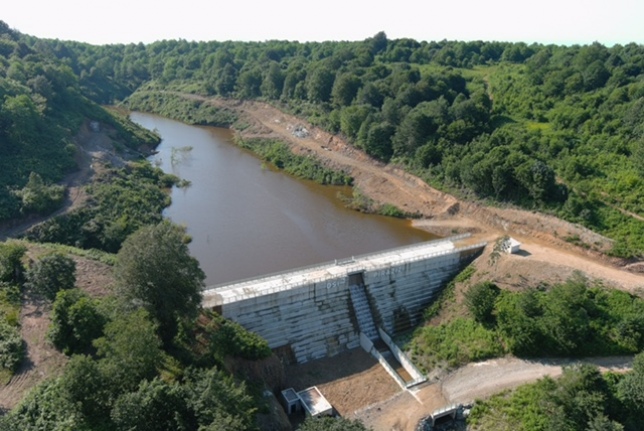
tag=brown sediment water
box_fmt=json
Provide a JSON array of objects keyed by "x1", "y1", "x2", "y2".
[{"x1": 132, "y1": 112, "x2": 436, "y2": 285}]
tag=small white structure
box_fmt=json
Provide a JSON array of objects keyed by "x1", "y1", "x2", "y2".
[
  {"x1": 504, "y1": 237, "x2": 522, "y2": 254},
  {"x1": 430, "y1": 404, "x2": 461, "y2": 426},
  {"x1": 281, "y1": 388, "x2": 300, "y2": 415},
  {"x1": 297, "y1": 386, "x2": 333, "y2": 417}
]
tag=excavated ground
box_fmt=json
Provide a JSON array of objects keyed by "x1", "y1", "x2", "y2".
[{"x1": 0, "y1": 100, "x2": 641, "y2": 427}]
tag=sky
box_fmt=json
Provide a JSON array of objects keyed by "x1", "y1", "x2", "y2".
[{"x1": 3, "y1": 0, "x2": 644, "y2": 46}]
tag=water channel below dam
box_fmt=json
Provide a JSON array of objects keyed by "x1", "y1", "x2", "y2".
[{"x1": 131, "y1": 112, "x2": 435, "y2": 285}]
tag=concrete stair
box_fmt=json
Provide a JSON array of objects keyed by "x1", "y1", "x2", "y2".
[{"x1": 349, "y1": 284, "x2": 379, "y2": 341}]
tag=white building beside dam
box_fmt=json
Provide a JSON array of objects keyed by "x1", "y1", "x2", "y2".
[{"x1": 203, "y1": 235, "x2": 485, "y2": 365}]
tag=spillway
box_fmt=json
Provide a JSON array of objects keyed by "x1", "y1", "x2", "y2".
[{"x1": 203, "y1": 235, "x2": 485, "y2": 364}]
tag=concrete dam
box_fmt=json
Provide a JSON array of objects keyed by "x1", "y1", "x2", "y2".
[{"x1": 202, "y1": 235, "x2": 485, "y2": 365}]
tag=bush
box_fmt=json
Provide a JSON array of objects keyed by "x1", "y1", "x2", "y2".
[
  {"x1": 464, "y1": 281, "x2": 500, "y2": 325},
  {"x1": 15, "y1": 172, "x2": 65, "y2": 215},
  {"x1": 0, "y1": 320, "x2": 23, "y2": 372},
  {"x1": 25, "y1": 252, "x2": 76, "y2": 301},
  {"x1": 207, "y1": 312, "x2": 271, "y2": 360},
  {"x1": 411, "y1": 318, "x2": 504, "y2": 369},
  {"x1": 49, "y1": 289, "x2": 106, "y2": 355},
  {"x1": 0, "y1": 242, "x2": 26, "y2": 283}
]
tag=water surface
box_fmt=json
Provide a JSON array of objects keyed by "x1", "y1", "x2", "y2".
[{"x1": 131, "y1": 112, "x2": 435, "y2": 285}]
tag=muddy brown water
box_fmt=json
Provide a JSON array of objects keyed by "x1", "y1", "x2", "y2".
[{"x1": 131, "y1": 112, "x2": 435, "y2": 286}]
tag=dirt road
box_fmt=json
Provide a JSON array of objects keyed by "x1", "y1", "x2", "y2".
[
  {"x1": 1, "y1": 98, "x2": 641, "y2": 418},
  {"x1": 355, "y1": 356, "x2": 633, "y2": 431},
  {"x1": 205, "y1": 98, "x2": 642, "y2": 292},
  {"x1": 0, "y1": 121, "x2": 135, "y2": 242}
]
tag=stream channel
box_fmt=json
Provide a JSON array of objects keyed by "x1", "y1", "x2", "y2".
[{"x1": 131, "y1": 112, "x2": 435, "y2": 286}]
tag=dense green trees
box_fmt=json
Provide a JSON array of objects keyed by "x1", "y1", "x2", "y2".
[
  {"x1": 411, "y1": 274, "x2": 644, "y2": 368},
  {"x1": 469, "y1": 357, "x2": 644, "y2": 430},
  {"x1": 113, "y1": 221, "x2": 204, "y2": 345},
  {"x1": 4, "y1": 305, "x2": 260, "y2": 431},
  {"x1": 1, "y1": 228, "x2": 266, "y2": 430},
  {"x1": 3, "y1": 20, "x2": 644, "y2": 256},
  {"x1": 0, "y1": 22, "x2": 161, "y2": 224},
  {"x1": 24, "y1": 162, "x2": 178, "y2": 253}
]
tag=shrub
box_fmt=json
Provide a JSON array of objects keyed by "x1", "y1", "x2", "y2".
[
  {"x1": 411, "y1": 318, "x2": 504, "y2": 369},
  {"x1": 208, "y1": 312, "x2": 271, "y2": 360},
  {"x1": 464, "y1": 281, "x2": 501, "y2": 326},
  {"x1": 0, "y1": 320, "x2": 23, "y2": 372},
  {"x1": 14, "y1": 172, "x2": 65, "y2": 215},
  {"x1": 49, "y1": 289, "x2": 106, "y2": 355},
  {"x1": 0, "y1": 242, "x2": 26, "y2": 283},
  {"x1": 25, "y1": 252, "x2": 76, "y2": 300}
]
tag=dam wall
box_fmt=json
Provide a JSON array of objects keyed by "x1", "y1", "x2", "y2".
[{"x1": 203, "y1": 236, "x2": 485, "y2": 364}]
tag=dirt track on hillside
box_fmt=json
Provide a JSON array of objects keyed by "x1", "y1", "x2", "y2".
[
  {"x1": 205, "y1": 98, "x2": 642, "y2": 292},
  {"x1": 354, "y1": 356, "x2": 633, "y2": 431},
  {"x1": 0, "y1": 98, "x2": 641, "y2": 419}
]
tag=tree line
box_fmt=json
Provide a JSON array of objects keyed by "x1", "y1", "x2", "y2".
[{"x1": 2, "y1": 22, "x2": 644, "y2": 256}]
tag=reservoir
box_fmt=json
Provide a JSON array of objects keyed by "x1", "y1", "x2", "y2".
[{"x1": 131, "y1": 112, "x2": 435, "y2": 285}]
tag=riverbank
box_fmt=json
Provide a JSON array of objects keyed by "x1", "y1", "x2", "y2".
[
  {"x1": 0, "y1": 120, "x2": 139, "y2": 242},
  {"x1": 201, "y1": 97, "x2": 642, "y2": 291}
]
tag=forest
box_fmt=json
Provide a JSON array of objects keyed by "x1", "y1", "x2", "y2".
[
  {"x1": 1, "y1": 18, "x2": 644, "y2": 431},
  {"x1": 2, "y1": 23, "x2": 644, "y2": 257}
]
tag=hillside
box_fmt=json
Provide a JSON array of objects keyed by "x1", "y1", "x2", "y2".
[
  {"x1": 1, "y1": 19, "x2": 644, "y2": 431},
  {"x1": 2, "y1": 22, "x2": 643, "y2": 258}
]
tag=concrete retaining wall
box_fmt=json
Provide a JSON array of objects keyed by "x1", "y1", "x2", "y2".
[
  {"x1": 360, "y1": 332, "x2": 406, "y2": 389},
  {"x1": 221, "y1": 275, "x2": 360, "y2": 363},
  {"x1": 205, "y1": 238, "x2": 485, "y2": 364},
  {"x1": 378, "y1": 327, "x2": 426, "y2": 386}
]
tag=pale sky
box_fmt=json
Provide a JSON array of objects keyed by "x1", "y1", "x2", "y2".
[{"x1": 3, "y1": 0, "x2": 643, "y2": 46}]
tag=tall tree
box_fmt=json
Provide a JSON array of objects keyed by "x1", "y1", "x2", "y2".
[
  {"x1": 94, "y1": 309, "x2": 164, "y2": 393},
  {"x1": 306, "y1": 64, "x2": 335, "y2": 103},
  {"x1": 113, "y1": 221, "x2": 204, "y2": 345}
]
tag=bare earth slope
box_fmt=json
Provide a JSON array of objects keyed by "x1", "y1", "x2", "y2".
[
  {"x1": 0, "y1": 249, "x2": 114, "y2": 411},
  {"x1": 355, "y1": 356, "x2": 633, "y2": 431},
  {"x1": 0, "y1": 99, "x2": 641, "y2": 421},
  {"x1": 209, "y1": 98, "x2": 642, "y2": 291}
]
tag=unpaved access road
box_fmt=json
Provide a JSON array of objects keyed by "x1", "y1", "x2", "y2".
[
  {"x1": 355, "y1": 356, "x2": 633, "y2": 431},
  {"x1": 205, "y1": 98, "x2": 642, "y2": 291}
]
